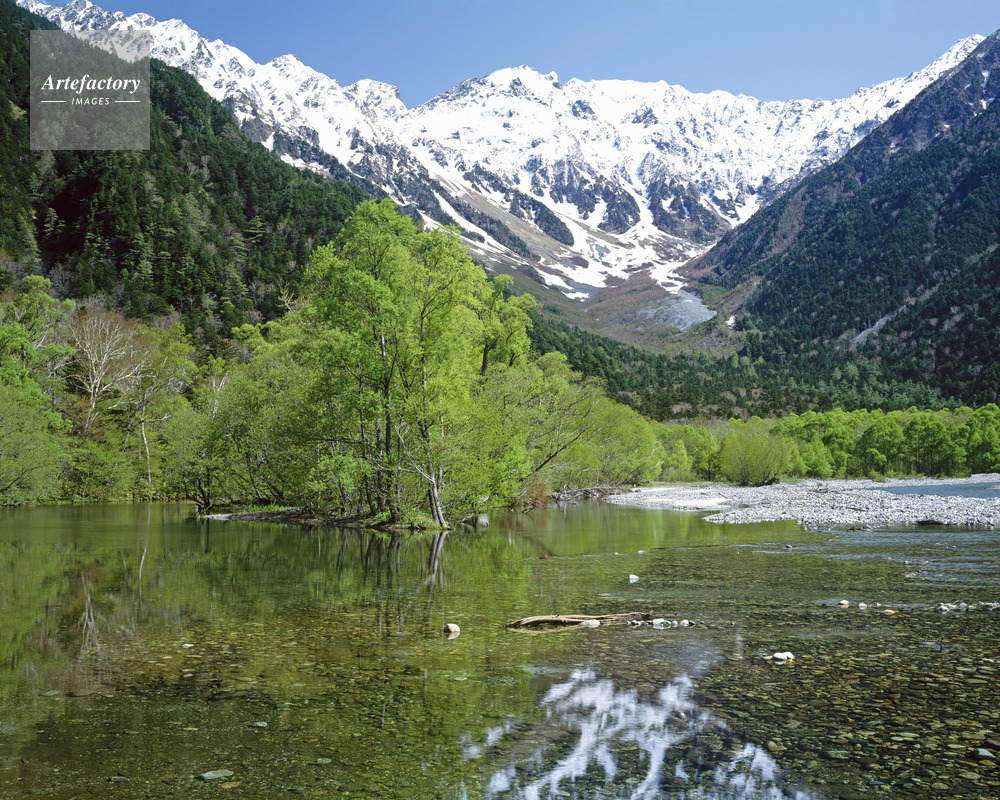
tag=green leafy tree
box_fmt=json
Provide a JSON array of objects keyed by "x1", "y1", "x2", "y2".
[
  {"x1": 798, "y1": 433, "x2": 834, "y2": 479},
  {"x1": 903, "y1": 412, "x2": 965, "y2": 476},
  {"x1": 958, "y1": 404, "x2": 1000, "y2": 473},
  {"x1": 719, "y1": 421, "x2": 792, "y2": 486},
  {"x1": 0, "y1": 378, "x2": 68, "y2": 504},
  {"x1": 160, "y1": 361, "x2": 241, "y2": 511},
  {"x1": 660, "y1": 439, "x2": 693, "y2": 481},
  {"x1": 305, "y1": 200, "x2": 492, "y2": 525},
  {"x1": 817, "y1": 410, "x2": 859, "y2": 478},
  {"x1": 0, "y1": 276, "x2": 75, "y2": 385},
  {"x1": 856, "y1": 415, "x2": 905, "y2": 477}
]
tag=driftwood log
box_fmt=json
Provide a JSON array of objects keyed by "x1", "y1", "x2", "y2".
[
  {"x1": 548, "y1": 486, "x2": 624, "y2": 503},
  {"x1": 505, "y1": 612, "x2": 653, "y2": 628}
]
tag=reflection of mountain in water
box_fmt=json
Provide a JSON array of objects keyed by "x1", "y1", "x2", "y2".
[{"x1": 467, "y1": 669, "x2": 819, "y2": 800}]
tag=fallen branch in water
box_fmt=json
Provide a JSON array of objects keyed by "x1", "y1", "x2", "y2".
[
  {"x1": 505, "y1": 612, "x2": 652, "y2": 628},
  {"x1": 549, "y1": 486, "x2": 625, "y2": 503}
]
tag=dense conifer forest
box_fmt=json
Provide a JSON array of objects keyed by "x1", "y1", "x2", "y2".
[
  {"x1": 692, "y1": 33, "x2": 1000, "y2": 406},
  {"x1": 1, "y1": 1, "x2": 367, "y2": 337}
]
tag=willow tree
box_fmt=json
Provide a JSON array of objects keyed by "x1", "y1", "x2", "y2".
[{"x1": 305, "y1": 199, "x2": 533, "y2": 526}]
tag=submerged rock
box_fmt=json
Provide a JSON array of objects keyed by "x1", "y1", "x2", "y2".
[{"x1": 197, "y1": 769, "x2": 235, "y2": 781}]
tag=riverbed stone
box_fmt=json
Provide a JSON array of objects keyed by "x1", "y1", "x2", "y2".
[
  {"x1": 197, "y1": 769, "x2": 234, "y2": 781},
  {"x1": 607, "y1": 475, "x2": 1000, "y2": 529}
]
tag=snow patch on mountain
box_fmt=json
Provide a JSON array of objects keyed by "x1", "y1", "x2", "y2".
[{"x1": 19, "y1": 0, "x2": 986, "y2": 305}]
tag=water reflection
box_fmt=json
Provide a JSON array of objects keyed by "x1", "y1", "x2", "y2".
[
  {"x1": 5, "y1": 502, "x2": 999, "y2": 798},
  {"x1": 473, "y1": 669, "x2": 819, "y2": 800},
  {"x1": 872, "y1": 481, "x2": 1000, "y2": 499}
]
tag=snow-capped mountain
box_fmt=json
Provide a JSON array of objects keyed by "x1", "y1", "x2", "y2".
[{"x1": 19, "y1": 0, "x2": 986, "y2": 303}]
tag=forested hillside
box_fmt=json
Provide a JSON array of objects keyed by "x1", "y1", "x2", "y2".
[
  {"x1": 692, "y1": 32, "x2": 1000, "y2": 404},
  {"x1": 0, "y1": 0, "x2": 367, "y2": 339},
  {"x1": 0, "y1": 0, "x2": 45, "y2": 272},
  {"x1": 530, "y1": 317, "x2": 940, "y2": 420}
]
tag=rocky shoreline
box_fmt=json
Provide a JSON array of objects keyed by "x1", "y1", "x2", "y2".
[{"x1": 607, "y1": 474, "x2": 1000, "y2": 528}]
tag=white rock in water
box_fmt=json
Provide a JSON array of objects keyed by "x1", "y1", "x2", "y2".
[
  {"x1": 197, "y1": 770, "x2": 234, "y2": 781},
  {"x1": 838, "y1": 600, "x2": 850, "y2": 607},
  {"x1": 679, "y1": 619, "x2": 691, "y2": 627},
  {"x1": 581, "y1": 619, "x2": 601, "y2": 628},
  {"x1": 629, "y1": 574, "x2": 640, "y2": 583},
  {"x1": 651, "y1": 618, "x2": 667, "y2": 627},
  {"x1": 443, "y1": 623, "x2": 460, "y2": 635},
  {"x1": 772, "y1": 651, "x2": 795, "y2": 662}
]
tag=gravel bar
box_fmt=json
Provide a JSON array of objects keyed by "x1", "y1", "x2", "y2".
[{"x1": 607, "y1": 474, "x2": 1000, "y2": 528}]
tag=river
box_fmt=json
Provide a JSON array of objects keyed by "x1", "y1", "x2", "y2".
[{"x1": 0, "y1": 501, "x2": 997, "y2": 799}]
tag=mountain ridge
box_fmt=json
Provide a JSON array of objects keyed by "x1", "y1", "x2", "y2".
[
  {"x1": 688, "y1": 28, "x2": 1000, "y2": 403},
  {"x1": 18, "y1": 0, "x2": 985, "y2": 306}
]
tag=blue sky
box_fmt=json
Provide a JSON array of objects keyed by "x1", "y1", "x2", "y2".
[{"x1": 85, "y1": 0, "x2": 999, "y2": 107}]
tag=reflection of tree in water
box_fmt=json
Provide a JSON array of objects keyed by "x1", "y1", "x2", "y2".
[
  {"x1": 351, "y1": 530, "x2": 449, "y2": 637},
  {"x1": 64, "y1": 547, "x2": 152, "y2": 694},
  {"x1": 470, "y1": 669, "x2": 819, "y2": 800}
]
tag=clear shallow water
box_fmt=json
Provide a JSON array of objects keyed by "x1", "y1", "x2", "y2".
[
  {"x1": 0, "y1": 502, "x2": 998, "y2": 799},
  {"x1": 873, "y1": 481, "x2": 1000, "y2": 500}
]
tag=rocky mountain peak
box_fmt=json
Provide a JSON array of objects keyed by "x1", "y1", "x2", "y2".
[{"x1": 17, "y1": 0, "x2": 990, "y2": 303}]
